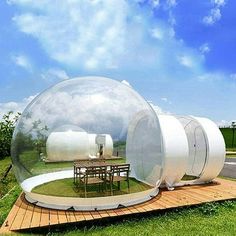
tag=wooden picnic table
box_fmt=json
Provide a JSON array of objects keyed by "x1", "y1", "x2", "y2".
[
  {"x1": 73, "y1": 160, "x2": 130, "y2": 197},
  {"x1": 73, "y1": 160, "x2": 115, "y2": 185}
]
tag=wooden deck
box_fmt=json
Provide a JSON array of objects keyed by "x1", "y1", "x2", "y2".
[{"x1": 1, "y1": 178, "x2": 236, "y2": 234}]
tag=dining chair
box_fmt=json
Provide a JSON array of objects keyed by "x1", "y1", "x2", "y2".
[
  {"x1": 80, "y1": 165, "x2": 107, "y2": 197},
  {"x1": 107, "y1": 164, "x2": 130, "y2": 194}
]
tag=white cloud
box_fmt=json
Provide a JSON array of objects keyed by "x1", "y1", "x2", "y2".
[
  {"x1": 203, "y1": 0, "x2": 226, "y2": 26},
  {"x1": 200, "y1": 43, "x2": 210, "y2": 54},
  {"x1": 148, "y1": 101, "x2": 171, "y2": 115},
  {"x1": 41, "y1": 68, "x2": 69, "y2": 82},
  {"x1": 147, "y1": 0, "x2": 176, "y2": 8},
  {"x1": 150, "y1": 28, "x2": 164, "y2": 40},
  {"x1": 0, "y1": 94, "x2": 36, "y2": 119},
  {"x1": 9, "y1": 0, "x2": 204, "y2": 76},
  {"x1": 203, "y1": 8, "x2": 221, "y2": 25},
  {"x1": 150, "y1": 25, "x2": 175, "y2": 40},
  {"x1": 178, "y1": 55, "x2": 194, "y2": 68},
  {"x1": 216, "y1": 119, "x2": 230, "y2": 127},
  {"x1": 214, "y1": 0, "x2": 226, "y2": 7},
  {"x1": 11, "y1": 54, "x2": 32, "y2": 71},
  {"x1": 166, "y1": 0, "x2": 176, "y2": 8},
  {"x1": 150, "y1": 0, "x2": 160, "y2": 8},
  {"x1": 12, "y1": 0, "x2": 128, "y2": 70}
]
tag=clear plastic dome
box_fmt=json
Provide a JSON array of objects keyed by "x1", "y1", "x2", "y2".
[{"x1": 11, "y1": 76, "x2": 164, "y2": 210}]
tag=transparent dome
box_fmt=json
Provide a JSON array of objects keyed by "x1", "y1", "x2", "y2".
[{"x1": 11, "y1": 76, "x2": 164, "y2": 210}]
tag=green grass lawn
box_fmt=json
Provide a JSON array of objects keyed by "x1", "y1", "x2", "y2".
[{"x1": 32, "y1": 177, "x2": 151, "y2": 198}]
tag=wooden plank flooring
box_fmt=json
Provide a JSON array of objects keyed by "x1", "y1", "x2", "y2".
[{"x1": 1, "y1": 178, "x2": 236, "y2": 234}]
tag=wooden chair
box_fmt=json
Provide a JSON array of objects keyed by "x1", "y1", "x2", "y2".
[
  {"x1": 80, "y1": 165, "x2": 107, "y2": 197},
  {"x1": 107, "y1": 164, "x2": 130, "y2": 194},
  {"x1": 73, "y1": 160, "x2": 91, "y2": 184}
]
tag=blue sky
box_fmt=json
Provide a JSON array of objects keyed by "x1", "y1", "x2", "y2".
[{"x1": 0, "y1": 0, "x2": 235, "y2": 126}]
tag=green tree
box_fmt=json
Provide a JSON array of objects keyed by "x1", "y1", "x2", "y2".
[{"x1": 0, "y1": 111, "x2": 21, "y2": 160}]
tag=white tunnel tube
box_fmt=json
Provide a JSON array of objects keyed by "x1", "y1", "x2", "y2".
[
  {"x1": 176, "y1": 116, "x2": 226, "y2": 185},
  {"x1": 191, "y1": 116, "x2": 226, "y2": 182},
  {"x1": 46, "y1": 131, "x2": 113, "y2": 162},
  {"x1": 158, "y1": 115, "x2": 189, "y2": 189}
]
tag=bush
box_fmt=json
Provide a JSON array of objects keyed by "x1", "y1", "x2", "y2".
[{"x1": 0, "y1": 111, "x2": 20, "y2": 160}]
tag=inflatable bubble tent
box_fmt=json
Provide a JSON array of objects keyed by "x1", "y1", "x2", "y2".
[
  {"x1": 11, "y1": 76, "x2": 225, "y2": 211},
  {"x1": 11, "y1": 76, "x2": 164, "y2": 210}
]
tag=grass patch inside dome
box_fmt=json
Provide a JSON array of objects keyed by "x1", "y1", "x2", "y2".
[{"x1": 31, "y1": 177, "x2": 151, "y2": 198}]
